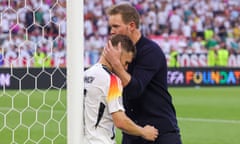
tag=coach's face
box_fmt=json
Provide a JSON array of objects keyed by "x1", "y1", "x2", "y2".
[{"x1": 108, "y1": 14, "x2": 131, "y2": 38}]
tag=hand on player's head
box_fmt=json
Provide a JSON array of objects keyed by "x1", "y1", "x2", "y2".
[{"x1": 103, "y1": 40, "x2": 122, "y2": 66}]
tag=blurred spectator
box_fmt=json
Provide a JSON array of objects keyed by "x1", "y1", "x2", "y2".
[
  {"x1": 216, "y1": 41, "x2": 229, "y2": 67},
  {"x1": 160, "y1": 33, "x2": 171, "y2": 54},
  {"x1": 44, "y1": 22, "x2": 59, "y2": 39},
  {"x1": 0, "y1": 47, "x2": 4, "y2": 66},
  {"x1": 33, "y1": 47, "x2": 52, "y2": 67},
  {"x1": 4, "y1": 43, "x2": 17, "y2": 67},
  {"x1": 25, "y1": 9, "x2": 34, "y2": 33},
  {"x1": 169, "y1": 46, "x2": 179, "y2": 67}
]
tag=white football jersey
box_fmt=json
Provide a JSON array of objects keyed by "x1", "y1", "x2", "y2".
[{"x1": 83, "y1": 63, "x2": 124, "y2": 144}]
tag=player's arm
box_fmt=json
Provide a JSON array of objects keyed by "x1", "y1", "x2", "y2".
[{"x1": 111, "y1": 110, "x2": 158, "y2": 141}]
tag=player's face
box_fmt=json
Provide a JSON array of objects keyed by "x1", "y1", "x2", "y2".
[
  {"x1": 120, "y1": 50, "x2": 133, "y2": 70},
  {"x1": 108, "y1": 14, "x2": 131, "y2": 37}
]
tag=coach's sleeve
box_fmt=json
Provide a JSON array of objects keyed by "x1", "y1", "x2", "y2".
[{"x1": 124, "y1": 44, "x2": 163, "y2": 100}]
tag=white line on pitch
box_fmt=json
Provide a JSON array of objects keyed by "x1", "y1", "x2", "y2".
[{"x1": 178, "y1": 117, "x2": 240, "y2": 124}]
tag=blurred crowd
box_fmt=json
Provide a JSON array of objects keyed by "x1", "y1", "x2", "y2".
[
  {"x1": 84, "y1": 0, "x2": 240, "y2": 67},
  {"x1": 0, "y1": 0, "x2": 66, "y2": 67},
  {"x1": 0, "y1": 0, "x2": 240, "y2": 67}
]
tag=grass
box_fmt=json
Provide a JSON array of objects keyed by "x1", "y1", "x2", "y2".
[
  {"x1": 1, "y1": 87, "x2": 240, "y2": 144},
  {"x1": 171, "y1": 87, "x2": 240, "y2": 144},
  {"x1": 116, "y1": 87, "x2": 240, "y2": 144},
  {"x1": 0, "y1": 89, "x2": 67, "y2": 144}
]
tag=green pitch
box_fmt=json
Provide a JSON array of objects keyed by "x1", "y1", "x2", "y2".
[
  {"x1": 0, "y1": 89, "x2": 67, "y2": 144},
  {"x1": 0, "y1": 87, "x2": 240, "y2": 144},
  {"x1": 116, "y1": 87, "x2": 240, "y2": 144}
]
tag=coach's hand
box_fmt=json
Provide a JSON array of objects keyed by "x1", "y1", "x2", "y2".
[
  {"x1": 141, "y1": 125, "x2": 159, "y2": 141},
  {"x1": 104, "y1": 40, "x2": 122, "y2": 67}
]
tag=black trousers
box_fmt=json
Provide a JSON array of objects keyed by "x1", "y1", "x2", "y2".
[{"x1": 122, "y1": 131, "x2": 182, "y2": 144}]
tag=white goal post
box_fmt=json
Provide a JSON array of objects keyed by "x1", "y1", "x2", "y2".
[
  {"x1": 67, "y1": 0, "x2": 84, "y2": 144},
  {"x1": 0, "y1": 0, "x2": 84, "y2": 143}
]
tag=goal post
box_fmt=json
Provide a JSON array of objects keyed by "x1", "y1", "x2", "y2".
[
  {"x1": 0, "y1": 0, "x2": 84, "y2": 144},
  {"x1": 67, "y1": 0, "x2": 84, "y2": 144}
]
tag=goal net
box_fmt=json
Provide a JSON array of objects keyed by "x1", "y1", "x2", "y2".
[{"x1": 0, "y1": 0, "x2": 83, "y2": 144}]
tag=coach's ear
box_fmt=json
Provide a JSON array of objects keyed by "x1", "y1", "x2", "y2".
[{"x1": 128, "y1": 21, "x2": 136, "y2": 31}]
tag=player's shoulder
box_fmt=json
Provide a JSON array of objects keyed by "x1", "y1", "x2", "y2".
[{"x1": 84, "y1": 63, "x2": 111, "y2": 83}]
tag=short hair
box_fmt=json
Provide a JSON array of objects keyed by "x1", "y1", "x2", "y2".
[
  {"x1": 106, "y1": 3, "x2": 140, "y2": 28},
  {"x1": 110, "y1": 34, "x2": 136, "y2": 57}
]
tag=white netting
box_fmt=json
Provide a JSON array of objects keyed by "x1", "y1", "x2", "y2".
[{"x1": 0, "y1": 0, "x2": 66, "y2": 143}]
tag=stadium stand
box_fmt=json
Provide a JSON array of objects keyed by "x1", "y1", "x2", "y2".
[{"x1": 1, "y1": 0, "x2": 240, "y2": 67}]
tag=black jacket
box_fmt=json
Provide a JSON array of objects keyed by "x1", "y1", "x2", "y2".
[{"x1": 123, "y1": 36, "x2": 180, "y2": 139}]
